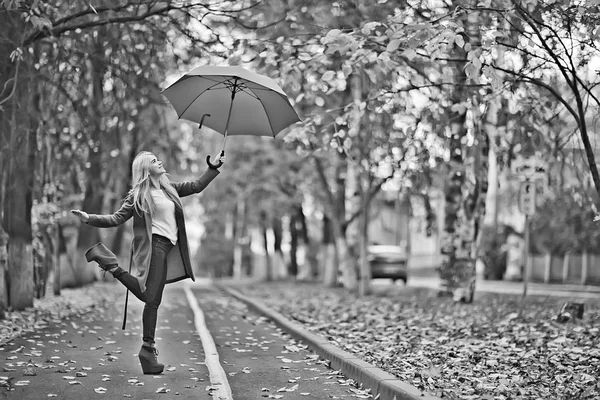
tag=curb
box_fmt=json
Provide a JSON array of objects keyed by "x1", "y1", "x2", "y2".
[{"x1": 218, "y1": 285, "x2": 441, "y2": 400}]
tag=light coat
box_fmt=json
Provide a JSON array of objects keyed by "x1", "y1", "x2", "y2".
[{"x1": 86, "y1": 168, "x2": 220, "y2": 292}]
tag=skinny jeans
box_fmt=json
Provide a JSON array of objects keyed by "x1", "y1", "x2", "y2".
[{"x1": 111, "y1": 234, "x2": 173, "y2": 345}]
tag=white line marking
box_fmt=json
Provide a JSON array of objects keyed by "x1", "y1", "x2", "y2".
[{"x1": 183, "y1": 283, "x2": 233, "y2": 400}]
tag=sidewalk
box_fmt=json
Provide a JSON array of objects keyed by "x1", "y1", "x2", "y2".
[
  {"x1": 406, "y1": 276, "x2": 600, "y2": 298},
  {"x1": 216, "y1": 275, "x2": 600, "y2": 298}
]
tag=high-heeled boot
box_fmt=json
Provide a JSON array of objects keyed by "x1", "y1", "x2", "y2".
[
  {"x1": 85, "y1": 242, "x2": 119, "y2": 273},
  {"x1": 138, "y1": 345, "x2": 164, "y2": 375}
]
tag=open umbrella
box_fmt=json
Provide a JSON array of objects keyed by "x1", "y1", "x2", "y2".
[{"x1": 162, "y1": 65, "x2": 301, "y2": 167}]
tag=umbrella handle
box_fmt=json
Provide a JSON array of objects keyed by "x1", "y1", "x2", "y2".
[
  {"x1": 198, "y1": 113, "x2": 211, "y2": 129},
  {"x1": 207, "y1": 150, "x2": 225, "y2": 169}
]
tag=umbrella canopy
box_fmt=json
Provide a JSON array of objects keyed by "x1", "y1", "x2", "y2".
[{"x1": 161, "y1": 65, "x2": 300, "y2": 138}]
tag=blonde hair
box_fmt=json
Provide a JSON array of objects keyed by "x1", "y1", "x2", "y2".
[{"x1": 129, "y1": 151, "x2": 183, "y2": 216}]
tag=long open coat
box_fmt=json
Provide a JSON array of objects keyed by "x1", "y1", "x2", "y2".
[{"x1": 86, "y1": 168, "x2": 220, "y2": 292}]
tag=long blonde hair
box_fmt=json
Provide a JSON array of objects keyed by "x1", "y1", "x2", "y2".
[{"x1": 128, "y1": 151, "x2": 183, "y2": 216}]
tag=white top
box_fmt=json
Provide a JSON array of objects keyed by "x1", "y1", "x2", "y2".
[{"x1": 150, "y1": 189, "x2": 178, "y2": 245}]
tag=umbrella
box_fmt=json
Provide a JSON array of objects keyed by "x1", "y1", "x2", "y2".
[{"x1": 162, "y1": 65, "x2": 301, "y2": 167}]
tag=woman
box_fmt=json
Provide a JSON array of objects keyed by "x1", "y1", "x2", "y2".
[{"x1": 71, "y1": 151, "x2": 223, "y2": 374}]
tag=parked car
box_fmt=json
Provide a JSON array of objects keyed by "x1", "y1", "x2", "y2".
[{"x1": 367, "y1": 244, "x2": 408, "y2": 283}]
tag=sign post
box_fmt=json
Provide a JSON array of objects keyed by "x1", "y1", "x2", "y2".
[
  {"x1": 519, "y1": 180, "x2": 536, "y2": 298},
  {"x1": 522, "y1": 214, "x2": 531, "y2": 298}
]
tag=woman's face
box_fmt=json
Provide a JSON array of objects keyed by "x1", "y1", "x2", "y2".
[{"x1": 148, "y1": 154, "x2": 166, "y2": 177}]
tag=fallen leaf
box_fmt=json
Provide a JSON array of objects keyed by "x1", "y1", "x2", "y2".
[{"x1": 287, "y1": 384, "x2": 299, "y2": 392}]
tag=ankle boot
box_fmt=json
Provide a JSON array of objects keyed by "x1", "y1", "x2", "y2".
[
  {"x1": 138, "y1": 345, "x2": 164, "y2": 375},
  {"x1": 85, "y1": 242, "x2": 119, "y2": 272}
]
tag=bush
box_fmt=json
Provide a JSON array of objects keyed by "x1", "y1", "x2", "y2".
[
  {"x1": 477, "y1": 224, "x2": 516, "y2": 280},
  {"x1": 530, "y1": 190, "x2": 600, "y2": 255}
]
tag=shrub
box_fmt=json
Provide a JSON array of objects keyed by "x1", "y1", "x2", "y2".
[
  {"x1": 477, "y1": 224, "x2": 518, "y2": 280},
  {"x1": 530, "y1": 190, "x2": 600, "y2": 255}
]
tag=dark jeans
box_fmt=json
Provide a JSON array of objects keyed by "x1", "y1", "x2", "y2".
[{"x1": 112, "y1": 235, "x2": 173, "y2": 345}]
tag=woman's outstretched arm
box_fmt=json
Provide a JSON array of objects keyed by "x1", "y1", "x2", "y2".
[{"x1": 71, "y1": 197, "x2": 134, "y2": 227}]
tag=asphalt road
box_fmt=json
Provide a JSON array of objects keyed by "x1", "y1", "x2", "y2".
[{"x1": 0, "y1": 281, "x2": 367, "y2": 400}]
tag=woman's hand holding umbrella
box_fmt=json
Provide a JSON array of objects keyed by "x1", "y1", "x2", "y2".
[{"x1": 207, "y1": 151, "x2": 226, "y2": 170}]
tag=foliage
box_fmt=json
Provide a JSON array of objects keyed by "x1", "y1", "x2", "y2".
[{"x1": 531, "y1": 188, "x2": 600, "y2": 255}]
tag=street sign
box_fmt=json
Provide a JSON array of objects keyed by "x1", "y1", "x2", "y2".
[
  {"x1": 512, "y1": 154, "x2": 547, "y2": 180},
  {"x1": 519, "y1": 181, "x2": 536, "y2": 215}
]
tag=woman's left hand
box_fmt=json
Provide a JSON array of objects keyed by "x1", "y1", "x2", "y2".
[{"x1": 207, "y1": 151, "x2": 225, "y2": 169}]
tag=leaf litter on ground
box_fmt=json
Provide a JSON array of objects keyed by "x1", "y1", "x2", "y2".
[
  {"x1": 237, "y1": 281, "x2": 600, "y2": 400},
  {"x1": 1, "y1": 282, "x2": 117, "y2": 346}
]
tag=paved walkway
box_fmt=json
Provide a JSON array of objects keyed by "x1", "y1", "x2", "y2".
[
  {"x1": 0, "y1": 280, "x2": 375, "y2": 400},
  {"x1": 217, "y1": 276, "x2": 600, "y2": 299},
  {"x1": 404, "y1": 276, "x2": 600, "y2": 299}
]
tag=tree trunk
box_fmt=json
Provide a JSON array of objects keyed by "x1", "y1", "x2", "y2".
[
  {"x1": 1, "y1": 10, "x2": 36, "y2": 310},
  {"x1": 45, "y1": 226, "x2": 60, "y2": 298},
  {"x1": 260, "y1": 210, "x2": 271, "y2": 281},
  {"x1": 298, "y1": 204, "x2": 318, "y2": 280},
  {"x1": 341, "y1": 160, "x2": 359, "y2": 291},
  {"x1": 358, "y1": 172, "x2": 371, "y2": 297},
  {"x1": 0, "y1": 228, "x2": 8, "y2": 319},
  {"x1": 483, "y1": 146, "x2": 498, "y2": 227},
  {"x1": 438, "y1": 12, "x2": 485, "y2": 303},
  {"x1": 321, "y1": 215, "x2": 337, "y2": 286},
  {"x1": 3, "y1": 103, "x2": 36, "y2": 310},
  {"x1": 232, "y1": 197, "x2": 245, "y2": 279},
  {"x1": 289, "y1": 209, "x2": 299, "y2": 277},
  {"x1": 271, "y1": 215, "x2": 285, "y2": 280}
]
